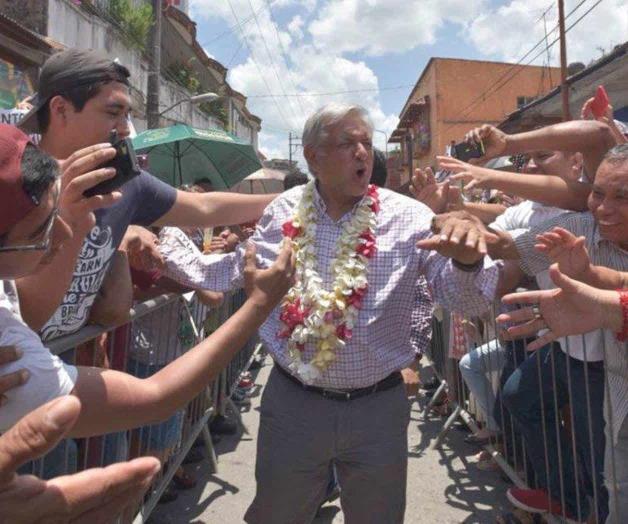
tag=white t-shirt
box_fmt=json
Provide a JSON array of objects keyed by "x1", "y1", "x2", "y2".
[{"x1": 0, "y1": 280, "x2": 78, "y2": 432}]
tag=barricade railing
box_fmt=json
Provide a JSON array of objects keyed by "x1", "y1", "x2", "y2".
[
  {"x1": 24, "y1": 289, "x2": 258, "y2": 524},
  {"x1": 423, "y1": 304, "x2": 625, "y2": 524}
]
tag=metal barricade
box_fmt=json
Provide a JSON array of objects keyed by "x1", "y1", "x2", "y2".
[
  {"x1": 22, "y1": 290, "x2": 257, "y2": 523},
  {"x1": 424, "y1": 305, "x2": 625, "y2": 524}
]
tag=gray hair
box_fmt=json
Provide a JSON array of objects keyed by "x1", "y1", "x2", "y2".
[
  {"x1": 602, "y1": 143, "x2": 628, "y2": 167},
  {"x1": 302, "y1": 103, "x2": 373, "y2": 151}
]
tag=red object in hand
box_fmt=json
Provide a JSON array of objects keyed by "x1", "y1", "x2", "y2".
[{"x1": 590, "y1": 86, "x2": 610, "y2": 119}]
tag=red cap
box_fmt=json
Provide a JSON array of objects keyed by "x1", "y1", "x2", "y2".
[{"x1": 0, "y1": 124, "x2": 37, "y2": 235}]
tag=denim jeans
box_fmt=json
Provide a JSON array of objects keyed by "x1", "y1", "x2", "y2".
[
  {"x1": 459, "y1": 339, "x2": 505, "y2": 432},
  {"x1": 502, "y1": 343, "x2": 608, "y2": 522}
]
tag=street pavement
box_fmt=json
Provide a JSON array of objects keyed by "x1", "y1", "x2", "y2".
[{"x1": 150, "y1": 360, "x2": 509, "y2": 523}]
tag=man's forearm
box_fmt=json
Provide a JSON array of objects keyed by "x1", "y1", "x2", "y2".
[
  {"x1": 461, "y1": 202, "x2": 506, "y2": 224},
  {"x1": 487, "y1": 229, "x2": 519, "y2": 260},
  {"x1": 69, "y1": 298, "x2": 272, "y2": 437},
  {"x1": 15, "y1": 232, "x2": 86, "y2": 331},
  {"x1": 155, "y1": 191, "x2": 276, "y2": 228},
  {"x1": 585, "y1": 266, "x2": 628, "y2": 290},
  {"x1": 485, "y1": 171, "x2": 589, "y2": 211},
  {"x1": 504, "y1": 120, "x2": 615, "y2": 176}
]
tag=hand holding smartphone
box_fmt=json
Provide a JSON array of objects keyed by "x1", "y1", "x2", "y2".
[{"x1": 83, "y1": 130, "x2": 141, "y2": 197}]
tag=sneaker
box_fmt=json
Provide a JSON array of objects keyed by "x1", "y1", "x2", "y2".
[
  {"x1": 506, "y1": 487, "x2": 574, "y2": 519},
  {"x1": 209, "y1": 415, "x2": 237, "y2": 435}
]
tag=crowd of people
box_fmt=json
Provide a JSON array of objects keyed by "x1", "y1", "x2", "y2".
[{"x1": 0, "y1": 45, "x2": 626, "y2": 524}]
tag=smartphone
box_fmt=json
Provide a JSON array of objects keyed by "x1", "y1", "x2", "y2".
[
  {"x1": 589, "y1": 85, "x2": 609, "y2": 119},
  {"x1": 451, "y1": 140, "x2": 485, "y2": 162},
  {"x1": 83, "y1": 130, "x2": 142, "y2": 197}
]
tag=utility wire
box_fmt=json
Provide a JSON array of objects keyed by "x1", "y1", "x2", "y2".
[
  {"x1": 225, "y1": 0, "x2": 297, "y2": 132},
  {"x1": 245, "y1": 0, "x2": 301, "y2": 122},
  {"x1": 442, "y1": 0, "x2": 601, "y2": 133},
  {"x1": 246, "y1": 84, "x2": 416, "y2": 98}
]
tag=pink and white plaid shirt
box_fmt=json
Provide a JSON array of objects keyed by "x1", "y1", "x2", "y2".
[{"x1": 161, "y1": 185, "x2": 499, "y2": 388}]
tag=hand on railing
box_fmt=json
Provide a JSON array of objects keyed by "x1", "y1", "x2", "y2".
[
  {"x1": 0, "y1": 346, "x2": 29, "y2": 408},
  {"x1": 534, "y1": 227, "x2": 592, "y2": 282},
  {"x1": 243, "y1": 241, "x2": 296, "y2": 312},
  {"x1": 0, "y1": 396, "x2": 160, "y2": 523},
  {"x1": 497, "y1": 265, "x2": 622, "y2": 351}
]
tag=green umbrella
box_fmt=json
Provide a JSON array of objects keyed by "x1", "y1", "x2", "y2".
[{"x1": 132, "y1": 124, "x2": 262, "y2": 189}]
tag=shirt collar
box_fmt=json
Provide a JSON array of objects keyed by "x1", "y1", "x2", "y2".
[{"x1": 312, "y1": 180, "x2": 371, "y2": 223}]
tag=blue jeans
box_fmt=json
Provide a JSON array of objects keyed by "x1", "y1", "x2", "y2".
[
  {"x1": 459, "y1": 339, "x2": 505, "y2": 432},
  {"x1": 502, "y1": 343, "x2": 608, "y2": 521}
]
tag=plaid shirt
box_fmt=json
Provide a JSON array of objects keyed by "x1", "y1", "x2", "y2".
[
  {"x1": 161, "y1": 185, "x2": 499, "y2": 388},
  {"x1": 409, "y1": 277, "x2": 433, "y2": 357}
]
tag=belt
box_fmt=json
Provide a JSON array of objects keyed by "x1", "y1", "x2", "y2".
[{"x1": 275, "y1": 364, "x2": 402, "y2": 401}]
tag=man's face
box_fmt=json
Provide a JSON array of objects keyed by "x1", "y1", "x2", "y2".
[
  {"x1": 309, "y1": 114, "x2": 374, "y2": 201},
  {"x1": 0, "y1": 181, "x2": 71, "y2": 278},
  {"x1": 58, "y1": 82, "x2": 132, "y2": 151},
  {"x1": 523, "y1": 150, "x2": 581, "y2": 182},
  {"x1": 588, "y1": 160, "x2": 628, "y2": 248}
]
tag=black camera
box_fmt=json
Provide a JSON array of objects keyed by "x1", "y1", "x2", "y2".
[
  {"x1": 83, "y1": 130, "x2": 142, "y2": 197},
  {"x1": 451, "y1": 139, "x2": 485, "y2": 163}
]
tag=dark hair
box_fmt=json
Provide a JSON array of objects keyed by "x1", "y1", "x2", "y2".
[
  {"x1": 21, "y1": 144, "x2": 59, "y2": 205},
  {"x1": 370, "y1": 148, "x2": 387, "y2": 187},
  {"x1": 283, "y1": 171, "x2": 308, "y2": 190},
  {"x1": 602, "y1": 143, "x2": 628, "y2": 167}
]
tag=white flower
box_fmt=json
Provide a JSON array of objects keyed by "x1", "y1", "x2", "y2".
[{"x1": 297, "y1": 363, "x2": 322, "y2": 384}]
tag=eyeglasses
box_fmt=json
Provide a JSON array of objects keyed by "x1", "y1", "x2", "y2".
[{"x1": 0, "y1": 179, "x2": 61, "y2": 253}]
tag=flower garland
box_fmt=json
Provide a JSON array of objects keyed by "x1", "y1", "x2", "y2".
[{"x1": 278, "y1": 181, "x2": 380, "y2": 383}]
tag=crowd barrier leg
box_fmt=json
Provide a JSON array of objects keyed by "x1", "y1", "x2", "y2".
[{"x1": 423, "y1": 379, "x2": 447, "y2": 420}]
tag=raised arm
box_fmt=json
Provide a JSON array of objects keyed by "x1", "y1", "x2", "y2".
[
  {"x1": 466, "y1": 120, "x2": 616, "y2": 177},
  {"x1": 438, "y1": 156, "x2": 590, "y2": 211},
  {"x1": 153, "y1": 191, "x2": 276, "y2": 228},
  {"x1": 69, "y1": 242, "x2": 294, "y2": 437},
  {"x1": 15, "y1": 145, "x2": 121, "y2": 331}
]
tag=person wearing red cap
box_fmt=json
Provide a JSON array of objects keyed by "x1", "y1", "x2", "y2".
[
  {"x1": 13, "y1": 48, "x2": 277, "y2": 341},
  {"x1": 0, "y1": 122, "x2": 295, "y2": 436}
]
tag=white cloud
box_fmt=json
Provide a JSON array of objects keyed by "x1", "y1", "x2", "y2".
[
  {"x1": 308, "y1": 0, "x2": 487, "y2": 56},
  {"x1": 287, "y1": 15, "x2": 305, "y2": 41},
  {"x1": 467, "y1": 0, "x2": 628, "y2": 65}
]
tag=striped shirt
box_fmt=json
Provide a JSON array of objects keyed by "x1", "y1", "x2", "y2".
[
  {"x1": 515, "y1": 212, "x2": 628, "y2": 443},
  {"x1": 161, "y1": 185, "x2": 499, "y2": 389}
]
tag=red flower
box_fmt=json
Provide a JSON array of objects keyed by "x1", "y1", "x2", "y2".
[
  {"x1": 279, "y1": 298, "x2": 310, "y2": 330},
  {"x1": 282, "y1": 221, "x2": 301, "y2": 239},
  {"x1": 356, "y1": 242, "x2": 376, "y2": 258},
  {"x1": 296, "y1": 343, "x2": 305, "y2": 352},
  {"x1": 346, "y1": 286, "x2": 368, "y2": 309},
  {"x1": 336, "y1": 324, "x2": 353, "y2": 341}
]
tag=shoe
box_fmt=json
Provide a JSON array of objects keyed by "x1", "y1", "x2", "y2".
[
  {"x1": 182, "y1": 447, "x2": 204, "y2": 465},
  {"x1": 238, "y1": 377, "x2": 255, "y2": 389},
  {"x1": 506, "y1": 488, "x2": 575, "y2": 519},
  {"x1": 209, "y1": 415, "x2": 237, "y2": 435}
]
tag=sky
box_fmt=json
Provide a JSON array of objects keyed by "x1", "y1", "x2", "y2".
[{"x1": 188, "y1": 0, "x2": 628, "y2": 164}]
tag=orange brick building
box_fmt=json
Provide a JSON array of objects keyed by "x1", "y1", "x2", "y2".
[{"x1": 387, "y1": 58, "x2": 561, "y2": 188}]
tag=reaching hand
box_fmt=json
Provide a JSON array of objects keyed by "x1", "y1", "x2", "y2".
[
  {"x1": 58, "y1": 144, "x2": 122, "y2": 236},
  {"x1": 497, "y1": 265, "x2": 621, "y2": 352},
  {"x1": 437, "y1": 156, "x2": 496, "y2": 192},
  {"x1": 123, "y1": 226, "x2": 164, "y2": 272},
  {"x1": 464, "y1": 124, "x2": 508, "y2": 161},
  {"x1": 243, "y1": 241, "x2": 296, "y2": 311},
  {"x1": 416, "y1": 213, "x2": 498, "y2": 265},
  {"x1": 0, "y1": 346, "x2": 29, "y2": 407},
  {"x1": 0, "y1": 396, "x2": 160, "y2": 523},
  {"x1": 409, "y1": 167, "x2": 462, "y2": 213},
  {"x1": 534, "y1": 227, "x2": 592, "y2": 281}
]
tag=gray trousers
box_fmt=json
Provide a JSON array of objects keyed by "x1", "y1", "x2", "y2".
[
  {"x1": 244, "y1": 367, "x2": 411, "y2": 524},
  {"x1": 606, "y1": 416, "x2": 628, "y2": 524}
]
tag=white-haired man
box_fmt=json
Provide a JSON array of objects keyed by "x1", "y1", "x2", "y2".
[{"x1": 160, "y1": 103, "x2": 499, "y2": 523}]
